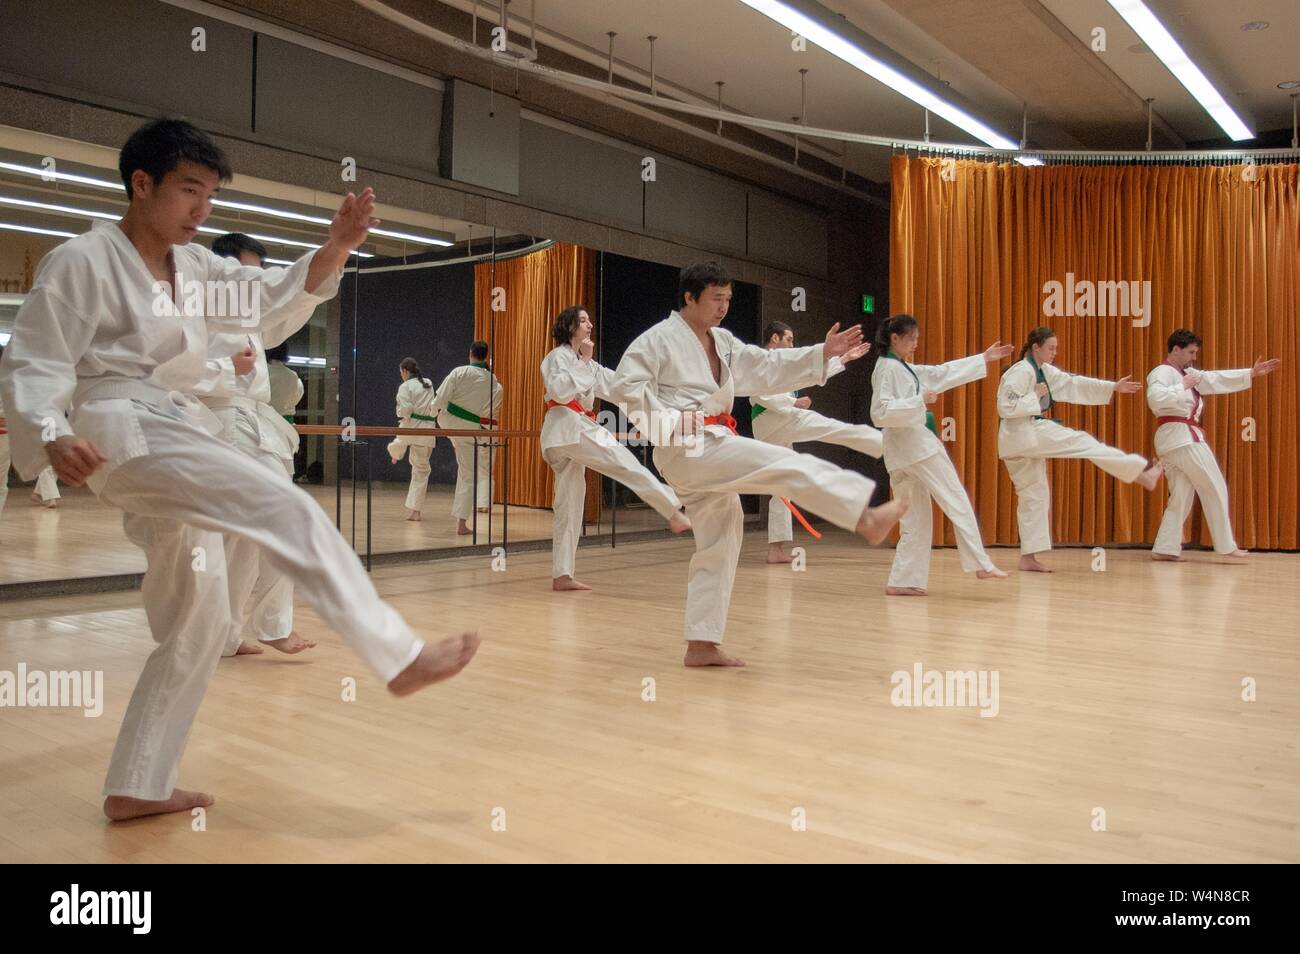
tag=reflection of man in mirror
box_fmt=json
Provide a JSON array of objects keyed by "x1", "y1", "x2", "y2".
[
  {"x1": 0, "y1": 343, "x2": 62, "y2": 515},
  {"x1": 427, "y1": 340, "x2": 503, "y2": 535},
  {"x1": 540, "y1": 305, "x2": 690, "y2": 591},
  {"x1": 751, "y1": 321, "x2": 884, "y2": 566},
  {"x1": 612, "y1": 261, "x2": 907, "y2": 668},
  {"x1": 0, "y1": 117, "x2": 479, "y2": 823},
  {"x1": 202, "y1": 232, "x2": 317, "y2": 658}
]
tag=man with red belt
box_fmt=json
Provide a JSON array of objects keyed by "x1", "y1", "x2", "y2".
[
  {"x1": 1146, "y1": 328, "x2": 1280, "y2": 562},
  {"x1": 429, "y1": 340, "x2": 503, "y2": 535},
  {"x1": 611, "y1": 262, "x2": 908, "y2": 668}
]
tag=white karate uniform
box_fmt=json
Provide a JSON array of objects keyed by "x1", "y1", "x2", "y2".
[
  {"x1": 387, "y1": 376, "x2": 438, "y2": 512},
  {"x1": 613, "y1": 312, "x2": 877, "y2": 645},
  {"x1": 752, "y1": 356, "x2": 883, "y2": 543},
  {"x1": 997, "y1": 357, "x2": 1148, "y2": 555},
  {"x1": 1, "y1": 393, "x2": 60, "y2": 511},
  {"x1": 428, "y1": 363, "x2": 502, "y2": 520},
  {"x1": 870, "y1": 353, "x2": 995, "y2": 589},
  {"x1": 1146, "y1": 361, "x2": 1252, "y2": 556},
  {"x1": 540, "y1": 344, "x2": 682, "y2": 579},
  {"x1": 193, "y1": 269, "x2": 319, "y2": 656},
  {"x1": 239, "y1": 358, "x2": 306, "y2": 644},
  {"x1": 33, "y1": 467, "x2": 60, "y2": 502},
  {"x1": 0, "y1": 221, "x2": 423, "y2": 801}
]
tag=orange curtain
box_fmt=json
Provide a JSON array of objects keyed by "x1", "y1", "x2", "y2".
[
  {"x1": 474, "y1": 242, "x2": 600, "y2": 515},
  {"x1": 890, "y1": 154, "x2": 1299, "y2": 550}
]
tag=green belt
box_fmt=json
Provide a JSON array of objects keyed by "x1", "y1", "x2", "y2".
[
  {"x1": 751, "y1": 403, "x2": 767, "y2": 421},
  {"x1": 282, "y1": 414, "x2": 294, "y2": 423},
  {"x1": 925, "y1": 410, "x2": 937, "y2": 435},
  {"x1": 410, "y1": 412, "x2": 438, "y2": 422},
  {"x1": 446, "y1": 402, "x2": 488, "y2": 425}
]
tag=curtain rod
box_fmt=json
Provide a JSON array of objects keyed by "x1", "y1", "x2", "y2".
[{"x1": 353, "y1": 0, "x2": 1300, "y2": 166}]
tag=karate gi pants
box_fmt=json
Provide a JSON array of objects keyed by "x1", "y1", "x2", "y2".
[
  {"x1": 96, "y1": 399, "x2": 422, "y2": 800},
  {"x1": 654, "y1": 430, "x2": 875, "y2": 645}
]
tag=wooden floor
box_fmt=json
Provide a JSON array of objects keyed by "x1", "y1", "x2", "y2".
[
  {"x1": 0, "y1": 531, "x2": 1296, "y2": 862},
  {"x1": 0, "y1": 482, "x2": 663, "y2": 584}
]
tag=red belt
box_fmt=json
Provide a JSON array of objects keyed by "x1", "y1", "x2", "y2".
[
  {"x1": 702, "y1": 413, "x2": 738, "y2": 434},
  {"x1": 1156, "y1": 416, "x2": 1204, "y2": 443},
  {"x1": 545, "y1": 399, "x2": 596, "y2": 420}
]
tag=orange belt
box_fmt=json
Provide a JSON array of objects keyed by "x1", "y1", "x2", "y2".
[
  {"x1": 781, "y1": 498, "x2": 822, "y2": 540},
  {"x1": 545, "y1": 399, "x2": 596, "y2": 420},
  {"x1": 702, "y1": 413, "x2": 738, "y2": 434},
  {"x1": 1156, "y1": 415, "x2": 1204, "y2": 443}
]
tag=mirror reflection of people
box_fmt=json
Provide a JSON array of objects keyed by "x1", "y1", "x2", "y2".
[
  {"x1": 0, "y1": 118, "x2": 479, "y2": 823},
  {"x1": 203, "y1": 232, "x2": 318, "y2": 657},
  {"x1": 751, "y1": 321, "x2": 883, "y2": 565},
  {"x1": 0, "y1": 343, "x2": 61, "y2": 514},
  {"x1": 386, "y1": 357, "x2": 438, "y2": 522},
  {"x1": 541, "y1": 305, "x2": 690, "y2": 591},
  {"x1": 427, "y1": 341, "x2": 503, "y2": 535}
]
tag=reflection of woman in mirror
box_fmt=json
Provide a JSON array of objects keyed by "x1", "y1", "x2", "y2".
[
  {"x1": 541, "y1": 305, "x2": 691, "y2": 591},
  {"x1": 387, "y1": 357, "x2": 438, "y2": 522}
]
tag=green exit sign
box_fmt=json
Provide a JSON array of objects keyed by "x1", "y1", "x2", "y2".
[{"x1": 861, "y1": 295, "x2": 875, "y2": 314}]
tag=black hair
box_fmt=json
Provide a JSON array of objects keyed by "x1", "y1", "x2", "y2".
[
  {"x1": 677, "y1": 261, "x2": 733, "y2": 309},
  {"x1": 400, "y1": 356, "x2": 432, "y2": 388},
  {"x1": 552, "y1": 305, "x2": 589, "y2": 349},
  {"x1": 118, "y1": 118, "x2": 233, "y2": 200},
  {"x1": 470, "y1": 340, "x2": 489, "y2": 361},
  {"x1": 866, "y1": 313, "x2": 919, "y2": 372},
  {"x1": 1167, "y1": 329, "x2": 1202, "y2": 353},
  {"x1": 211, "y1": 232, "x2": 267, "y2": 264},
  {"x1": 763, "y1": 321, "x2": 793, "y2": 346},
  {"x1": 1020, "y1": 326, "x2": 1057, "y2": 360}
]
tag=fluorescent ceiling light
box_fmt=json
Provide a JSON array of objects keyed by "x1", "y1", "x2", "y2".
[
  {"x1": 735, "y1": 0, "x2": 1018, "y2": 149},
  {"x1": 285, "y1": 355, "x2": 327, "y2": 366},
  {"x1": 0, "y1": 194, "x2": 372, "y2": 257},
  {"x1": 0, "y1": 220, "x2": 79, "y2": 238},
  {"x1": 0, "y1": 161, "x2": 451, "y2": 245},
  {"x1": 1107, "y1": 0, "x2": 1253, "y2": 141}
]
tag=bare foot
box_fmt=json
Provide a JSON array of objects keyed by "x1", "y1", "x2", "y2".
[
  {"x1": 684, "y1": 641, "x2": 746, "y2": 667},
  {"x1": 1019, "y1": 554, "x2": 1053, "y2": 572},
  {"x1": 233, "y1": 640, "x2": 265, "y2": 655},
  {"x1": 857, "y1": 496, "x2": 910, "y2": 545},
  {"x1": 1136, "y1": 461, "x2": 1164, "y2": 490},
  {"x1": 264, "y1": 631, "x2": 317, "y2": 654},
  {"x1": 552, "y1": 575, "x2": 593, "y2": 591},
  {"x1": 1215, "y1": 550, "x2": 1250, "y2": 564},
  {"x1": 456, "y1": 519, "x2": 472, "y2": 536},
  {"x1": 885, "y1": 586, "x2": 927, "y2": 596},
  {"x1": 767, "y1": 543, "x2": 793, "y2": 565},
  {"x1": 669, "y1": 512, "x2": 692, "y2": 533},
  {"x1": 477, "y1": 507, "x2": 490, "y2": 514},
  {"x1": 976, "y1": 567, "x2": 1008, "y2": 579},
  {"x1": 1151, "y1": 552, "x2": 1185, "y2": 562},
  {"x1": 406, "y1": 510, "x2": 422, "y2": 522},
  {"x1": 387, "y1": 632, "x2": 481, "y2": 696},
  {"x1": 104, "y1": 788, "x2": 214, "y2": 821},
  {"x1": 31, "y1": 494, "x2": 57, "y2": 509}
]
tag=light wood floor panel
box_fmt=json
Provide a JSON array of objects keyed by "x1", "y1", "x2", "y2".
[{"x1": 0, "y1": 532, "x2": 1295, "y2": 862}]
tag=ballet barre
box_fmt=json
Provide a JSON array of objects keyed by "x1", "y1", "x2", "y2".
[{"x1": 294, "y1": 424, "x2": 540, "y2": 565}]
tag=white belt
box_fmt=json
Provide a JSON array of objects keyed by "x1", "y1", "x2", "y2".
[
  {"x1": 200, "y1": 393, "x2": 260, "y2": 413},
  {"x1": 73, "y1": 377, "x2": 172, "y2": 406}
]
